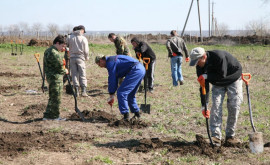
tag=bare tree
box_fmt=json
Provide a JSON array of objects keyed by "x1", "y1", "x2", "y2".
[
  {"x1": 7, "y1": 24, "x2": 20, "y2": 38},
  {"x1": 47, "y1": 23, "x2": 59, "y2": 37},
  {"x1": 19, "y1": 22, "x2": 30, "y2": 37},
  {"x1": 217, "y1": 23, "x2": 229, "y2": 36},
  {"x1": 32, "y1": 23, "x2": 43, "y2": 39},
  {"x1": 62, "y1": 24, "x2": 74, "y2": 35},
  {"x1": 245, "y1": 19, "x2": 269, "y2": 36}
]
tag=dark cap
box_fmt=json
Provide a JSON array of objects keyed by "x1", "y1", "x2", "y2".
[
  {"x1": 73, "y1": 26, "x2": 78, "y2": 31},
  {"x1": 77, "y1": 25, "x2": 86, "y2": 33}
]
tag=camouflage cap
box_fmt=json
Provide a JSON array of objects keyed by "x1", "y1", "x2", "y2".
[{"x1": 95, "y1": 55, "x2": 105, "y2": 64}]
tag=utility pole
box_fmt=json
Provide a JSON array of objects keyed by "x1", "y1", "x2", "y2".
[
  {"x1": 208, "y1": 0, "x2": 211, "y2": 37},
  {"x1": 211, "y1": 2, "x2": 215, "y2": 36},
  {"x1": 197, "y1": 0, "x2": 203, "y2": 42},
  {"x1": 181, "y1": 0, "x2": 194, "y2": 37}
]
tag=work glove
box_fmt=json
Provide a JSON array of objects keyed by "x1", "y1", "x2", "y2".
[
  {"x1": 185, "y1": 57, "x2": 190, "y2": 62},
  {"x1": 201, "y1": 107, "x2": 210, "y2": 118},
  {"x1": 197, "y1": 74, "x2": 207, "y2": 86},
  {"x1": 107, "y1": 95, "x2": 115, "y2": 106}
]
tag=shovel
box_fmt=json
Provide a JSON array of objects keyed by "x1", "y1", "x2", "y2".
[
  {"x1": 242, "y1": 73, "x2": 264, "y2": 153},
  {"x1": 34, "y1": 53, "x2": 47, "y2": 92},
  {"x1": 198, "y1": 78, "x2": 214, "y2": 147},
  {"x1": 64, "y1": 59, "x2": 85, "y2": 122},
  {"x1": 140, "y1": 57, "x2": 151, "y2": 114}
]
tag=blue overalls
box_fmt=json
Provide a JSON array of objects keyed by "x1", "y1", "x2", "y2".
[{"x1": 106, "y1": 55, "x2": 145, "y2": 114}]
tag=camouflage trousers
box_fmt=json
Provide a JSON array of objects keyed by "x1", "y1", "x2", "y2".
[
  {"x1": 210, "y1": 78, "x2": 243, "y2": 139},
  {"x1": 43, "y1": 78, "x2": 63, "y2": 119}
]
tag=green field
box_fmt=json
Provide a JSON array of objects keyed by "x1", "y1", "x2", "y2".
[{"x1": 0, "y1": 43, "x2": 269, "y2": 164}]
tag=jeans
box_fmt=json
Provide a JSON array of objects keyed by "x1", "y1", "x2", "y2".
[{"x1": 170, "y1": 56, "x2": 183, "y2": 86}]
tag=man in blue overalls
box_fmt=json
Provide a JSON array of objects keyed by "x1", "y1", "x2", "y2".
[{"x1": 95, "y1": 55, "x2": 145, "y2": 121}]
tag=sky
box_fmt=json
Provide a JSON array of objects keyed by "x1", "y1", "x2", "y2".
[{"x1": 0, "y1": 0, "x2": 269, "y2": 32}]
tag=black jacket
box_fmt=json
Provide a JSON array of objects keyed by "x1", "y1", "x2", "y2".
[
  {"x1": 134, "y1": 41, "x2": 156, "y2": 62},
  {"x1": 196, "y1": 50, "x2": 242, "y2": 105}
]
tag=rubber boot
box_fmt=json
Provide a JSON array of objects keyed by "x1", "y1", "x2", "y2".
[
  {"x1": 81, "y1": 87, "x2": 88, "y2": 97},
  {"x1": 123, "y1": 113, "x2": 130, "y2": 121},
  {"x1": 75, "y1": 87, "x2": 79, "y2": 97},
  {"x1": 134, "y1": 111, "x2": 140, "y2": 118}
]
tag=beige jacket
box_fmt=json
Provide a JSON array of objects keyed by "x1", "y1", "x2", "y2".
[{"x1": 67, "y1": 30, "x2": 89, "y2": 61}]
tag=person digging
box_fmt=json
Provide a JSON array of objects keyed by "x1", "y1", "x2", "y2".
[
  {"x1": 95, "y1": 55, "x2": 145, "y2": 121},
  {"x1": 190, "y1": 47, "x2": 243, "y2": 146}
]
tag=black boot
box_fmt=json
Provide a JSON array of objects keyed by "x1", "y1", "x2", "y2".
[
  {"x1": 123, "y1": 113, "x2": 130, "y2": 121},
  {"x1": 134, "y1": 111, "x2": 140, "y2": 118}
]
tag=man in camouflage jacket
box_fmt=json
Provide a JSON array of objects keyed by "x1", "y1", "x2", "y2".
[
  {"x1": 108, "y1": 33, "x2": 130, "y2": 56},
  {"x1": 43, "y1": 35, "x2": 67, "y2": 120}
]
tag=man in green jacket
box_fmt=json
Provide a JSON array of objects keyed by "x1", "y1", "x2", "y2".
[
  {"x1": 43, "y1": 35, "x2": 67, "y2": 121},
  {"x1": 108, "y1": 33, "x2": 130, "y2": 56}
]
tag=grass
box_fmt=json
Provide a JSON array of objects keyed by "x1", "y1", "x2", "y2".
[{"x1": 86, "y1": 155, "x2": 114, "y2": 164}]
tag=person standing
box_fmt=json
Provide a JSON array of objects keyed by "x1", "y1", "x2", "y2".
[
  {"x1": 67, "y1": 25, "x2": 89, "y2": 97},
  {"x1": 131, "y1": 37, "x2": 156, "y2": 92},
  {"x1": 166, "y1": 30, "x2": 190, "y2": 86},
  {"x1": 108, "y1": 33, "x2": 130, "y2": 56},
  {"x1": 189, "y1": 47, "x2": 243, "y2": 146},
  {"x1": 43, "y1": 35, "x2": 67, "y2": 120},
  {"x1": 95, "y1": 55, "x2": 145, "y2": 121}
]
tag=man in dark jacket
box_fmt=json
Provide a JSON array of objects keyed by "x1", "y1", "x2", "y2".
[
  {"x1": 166, "y1": 30, "x2": 190, "y2": 86},
  {"x1": 189, "y1": 47, "x2": 243, "y2": 146},
  {"x1": 131, "y1": 37, "x2": 156, "y2": 92}
]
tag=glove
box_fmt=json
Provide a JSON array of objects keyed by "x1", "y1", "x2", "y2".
[
  {"x1": 201, "y1": 107, "x2": 210, "y2": 118},
  {"x1": 197, "y1": 74, "x2": 207, "y2": 86},
  {"x1": 65, "y1": 47, "x2": 69, "y2": 52},
  {"x1": 107, "y1": 95, "x2": 115, "y2": 106},
  {"x1": 185, "y1": 57, "x2": 190, "y2": 62}
]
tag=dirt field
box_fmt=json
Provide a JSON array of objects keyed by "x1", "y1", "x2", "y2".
[{"x1": 0, "y1": 44, "x2": 269, "y2": 165}]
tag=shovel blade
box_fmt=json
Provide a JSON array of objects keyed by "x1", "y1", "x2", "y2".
[
  {"x1": 75, "y1": 107, "x2": 85, "y2": 122},
  {"x1": 249, "y1": 132, "x2": 264, "y2": 153},
  {"x1": 140, "y1": 104, "x2": 150, "y2": 114}
]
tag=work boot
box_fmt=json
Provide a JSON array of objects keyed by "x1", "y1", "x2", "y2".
[
  {"x1": 211, "y1": 137, "x2": 221, "y2": 147},
  {"x1": 75, "y1": 87, "x2": 80, "y2": 97},
  {"x1": 123, "y1": 113, "x2": 130, "y2": 121},
  {"x1": 225, "y1": 136, "x2": 241, "y2": 146},
  {"x1": 180, "y1": 81, "x2": 184, "y2": 85},
  {"x1": 81, "y1": 87, "x2": 88, "y2": 97},
  {"x1": 134, "y1": 111, "x2": 140, "y2": 118}
]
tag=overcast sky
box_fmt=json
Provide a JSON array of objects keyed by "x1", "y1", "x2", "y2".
[{"x1": 1, "y1": 0, "x2": 269, "y2": 31}]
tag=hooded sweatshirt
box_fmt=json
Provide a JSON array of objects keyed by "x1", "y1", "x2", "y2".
[{"x1": 67, "y1": 30, "x2": 89, "y2": 61}]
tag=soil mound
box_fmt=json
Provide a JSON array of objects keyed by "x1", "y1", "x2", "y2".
[
  {"x1": 27, "y1": 39, "x2": 52, "y2": 46},
  {"x1": 109, "y1": 117, "x2": 150, "y2": 129},
  {"x1": 0, "y1": 131, "x2": 92, "y2": 158},
  {"x1": 21, "y1": 104, "x2": 46, "y2": 117},
  {"x1": 70, "y1": 109, "x2": 150, "y2": 128},
  {"x1": 131, "y1": 134, "x2": 249, "y2": 158},
  {"x1": 0, "y1": 72, "x2": 37, "y2": 78},
  {"x1": 0, "y1": 85, "x2": 23, "y2": 93},
  {"x1": 70, "y1": 109, "x2": 115, "y2": 123}
]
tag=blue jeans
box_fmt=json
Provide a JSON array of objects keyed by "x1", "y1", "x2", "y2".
[{"x1": 170, "y1": 56, "x2": 183, "y2": 86}]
